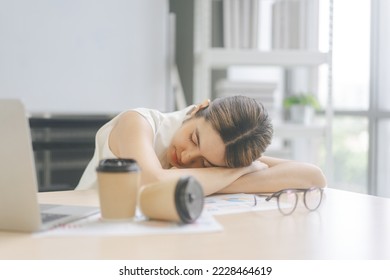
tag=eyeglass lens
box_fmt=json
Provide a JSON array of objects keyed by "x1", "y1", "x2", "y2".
[
  {"x1": 304, "y1": 187, "x2": 323, "y2": 211},
  {"x1": 276, "y1": 188, "x2": 323, "y2": 215},
  {"x1": 277, "y1": 191, "x2": 298, "y2": 215}
]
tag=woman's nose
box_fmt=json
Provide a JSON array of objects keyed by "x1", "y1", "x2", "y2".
[{"x1": 181, "y1": 148, "x2": 201, "y2": 167}]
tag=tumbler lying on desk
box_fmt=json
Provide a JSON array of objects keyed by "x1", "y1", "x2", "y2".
[
  {"x1": 96, "y1": 158, "x2": 140, "y2": 221},
  {"x1": 139, "y1": 176, "x2": 204, "y2": 223}
]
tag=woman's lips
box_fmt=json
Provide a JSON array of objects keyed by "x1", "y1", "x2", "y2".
[{"x1": 171, "y1": 148, "x2": 180, "y2": 167}]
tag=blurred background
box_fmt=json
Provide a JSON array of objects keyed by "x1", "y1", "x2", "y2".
[{"x1": 0, "y1": 0, "x2": 389, "y2": 198}]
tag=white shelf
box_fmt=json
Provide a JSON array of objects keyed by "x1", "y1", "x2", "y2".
[
  {"x1": 196, "y1": 49, "x2": 330, "y2": 68},
  {"x1": 273, "y1": 122, "x2": 326, "y2": 139}
]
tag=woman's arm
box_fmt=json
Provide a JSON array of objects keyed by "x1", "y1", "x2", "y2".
[
  {"x1": 218, "y1": 156, "x2": 327, "y2": 194},
  {"x1": 108, "y1": 111, "x2": 262, "y2": 196}
]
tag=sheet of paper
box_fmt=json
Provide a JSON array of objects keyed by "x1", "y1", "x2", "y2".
[
  {"x1": 204, "y1": 193, "x2": 279, "y2": 215},
  {"x1": 37, "y1": 193, "x2": 277, "y2": 237},
  {"x1": 36, "y1": 212, "x2": 222, "y2": 237}
]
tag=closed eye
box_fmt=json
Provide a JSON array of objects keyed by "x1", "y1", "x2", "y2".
[
  {"x1": 190, "y1": 131, "x2": 198, "y2": 145},
  {"x1": 190, "y1": 131, "x2": 212, "y2": 167},
  {"x1": 193, "y1": 127, "x2": 219, "y2": 168}
]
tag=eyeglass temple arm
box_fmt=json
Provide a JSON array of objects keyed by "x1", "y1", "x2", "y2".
[
  {"x1": 253, "y1": 187, "x2": 323, "y2": 204},
  {"x1": 253, "y1": 193, "x2": 277, "y2": 202}
]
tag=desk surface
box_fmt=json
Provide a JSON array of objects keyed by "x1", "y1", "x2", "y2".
[{"x1": 1, "y1": 188, "x2": 390, "y2": 260}]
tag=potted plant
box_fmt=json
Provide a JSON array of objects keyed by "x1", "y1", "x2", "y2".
[{"x1": 283, "y1": 93, "x2": 321, "y2": 124}]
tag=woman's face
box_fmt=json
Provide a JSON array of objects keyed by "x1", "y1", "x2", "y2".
[{"x1": 167, "y1": 117, "x2": 226, "y2": 169}]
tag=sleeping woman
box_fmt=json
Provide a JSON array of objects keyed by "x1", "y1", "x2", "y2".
[{"x1": 76, "y1": 95, "x2": 326, "y2": 195}]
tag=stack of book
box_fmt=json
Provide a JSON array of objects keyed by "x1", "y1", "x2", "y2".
[
  {"x1": 215, "y1": 79, "x2": 277, "y2": 116},
  {"x1": 272, "y1": 0, "x2": 304, "y2": 49},
  {"x1": 223, "y1": 0, "x2": 260, "y2": 49},
  {"x1": 222, "y1": 0, "x2": 316, "y2": 50}
]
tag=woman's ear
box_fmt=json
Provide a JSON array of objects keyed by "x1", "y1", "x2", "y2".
[
  {"x1": 199, "y1": 99, "x2": 210, "y2": 109},
  {"x1": 190, "y1": 99, "x2": 210, "y2": 117}
]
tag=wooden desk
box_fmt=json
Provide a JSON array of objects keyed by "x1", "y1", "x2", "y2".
[{"x1": 1, "y1": 188, "x2": 389, "y2": 259}]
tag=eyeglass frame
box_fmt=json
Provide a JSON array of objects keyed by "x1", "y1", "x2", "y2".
[{"x1": 253, "y1": 187, "x2": 324, "y2": 215}]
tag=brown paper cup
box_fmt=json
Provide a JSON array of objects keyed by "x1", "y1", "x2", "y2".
[
  {"x1": 96, "y1": 158, "x2": 140, "y2": 221},
  {"x1": 139, "y1": 176, "x2": 204, "y2": 223}
]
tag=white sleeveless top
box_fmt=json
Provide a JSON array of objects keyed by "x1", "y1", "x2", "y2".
[{"x1": 76, "y1": 105, "x2": 195, "y2": 190}]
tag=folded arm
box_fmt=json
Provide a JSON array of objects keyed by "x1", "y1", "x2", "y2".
[{"x1": 218, "y1": 156, "x2": 327, "y2": 194}]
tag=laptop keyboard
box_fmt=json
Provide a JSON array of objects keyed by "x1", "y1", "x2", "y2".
[{"x1": 41, "y1": 212, "x2": 68, "y2": 223}]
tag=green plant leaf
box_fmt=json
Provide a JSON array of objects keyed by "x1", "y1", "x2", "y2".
[{"x1": 283, "y1": 93, "x2": 321, "y2": 110}]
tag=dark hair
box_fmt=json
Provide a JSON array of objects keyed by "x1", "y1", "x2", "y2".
[{"x1": 194, "y1": 95, "x2": 273, "y2": 167}]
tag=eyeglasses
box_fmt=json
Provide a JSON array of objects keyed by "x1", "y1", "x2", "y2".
[{"x1": 253, "y1": 187, "x2": 324, "y2": 215}]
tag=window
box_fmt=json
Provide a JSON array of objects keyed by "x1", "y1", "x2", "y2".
[
  {"x1": 331, "y1": 0, "x2": 390, "y2": 197},
  {"x1": 370, "y1": 0, "x2": 390, "y2": 197},
  {"x1": 329, "y1": 0, "x2": 371, "y2": 194}
]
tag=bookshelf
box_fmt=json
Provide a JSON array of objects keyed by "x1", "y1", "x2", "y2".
[
  {"x1": 193, "y1": 0, "x2": 333, "y2": 180},
  {"x1": 194, "y1": 49, "x2": 329, "y2": 102}
]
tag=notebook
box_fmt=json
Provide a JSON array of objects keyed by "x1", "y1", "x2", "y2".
[{"x1": 0, "y1": 99, "x2": 99, "y2": 232}]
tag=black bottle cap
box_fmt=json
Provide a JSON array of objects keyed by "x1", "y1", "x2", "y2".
[
  {"x1": 96, "y1": 158, "x2": 140, "y2": 173},
  {"x1": 174, "y1": 176, "x2": 204, "y2": 224}
]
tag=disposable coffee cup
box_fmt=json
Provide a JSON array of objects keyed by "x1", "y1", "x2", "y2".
[
  {"x1": 139, "y1": 176, "x2": 204, "y2": 224},
  {"x1": 96, "y1": 158, "x2": 140, "y2": 221}
]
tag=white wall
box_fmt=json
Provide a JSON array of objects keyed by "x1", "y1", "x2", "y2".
[{"x1": 0, "y1": 0, "x2": 171, "y2": 114}]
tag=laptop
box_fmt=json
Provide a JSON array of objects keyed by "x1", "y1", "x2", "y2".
[{"x1": 0, "y1": 99, "x2": 99, "y2": 232}]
